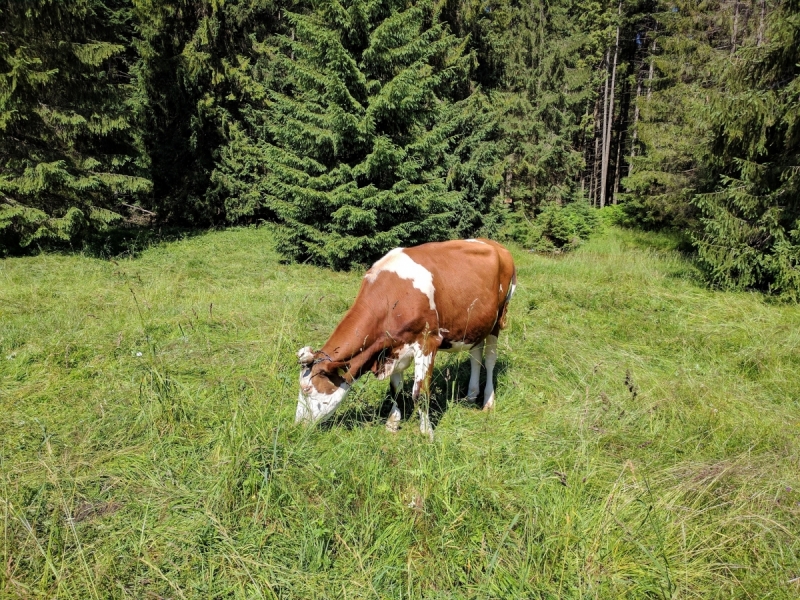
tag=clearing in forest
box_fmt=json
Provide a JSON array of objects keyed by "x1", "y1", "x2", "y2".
[{"x1": 1, "y1": 226, "x2": 799, "y2": 598}]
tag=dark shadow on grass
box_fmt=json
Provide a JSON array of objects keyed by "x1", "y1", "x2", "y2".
[
  {"x1": 2, "y1": 224, "x2": 210, "y2": 260},
  {"x1": 81, "y1": 225, "x2": 209, "y2": 259},
  {"x1": 329, "y1": 354, "x2": 510, "y2": 432},
  {"x1": 614, "y1": 226, "x2": 709, "y2": 286}
]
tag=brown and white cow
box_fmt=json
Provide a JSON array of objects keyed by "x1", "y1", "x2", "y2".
[{"x1": 295, "y1": 239, "x2": 516, "y2": 437}]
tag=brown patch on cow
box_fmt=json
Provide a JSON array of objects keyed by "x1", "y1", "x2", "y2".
[{"x1": 309, "y1": 358, "x2": 348, "y2": 393}]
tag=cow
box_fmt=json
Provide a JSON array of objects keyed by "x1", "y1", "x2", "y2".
[{"x1": 295, "y1": 238, "x2": 516, "y2": 438}]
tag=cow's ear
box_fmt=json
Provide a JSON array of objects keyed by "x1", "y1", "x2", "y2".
[{"x1": 297, "y1": 346, "x2": 315, "y2": 366}]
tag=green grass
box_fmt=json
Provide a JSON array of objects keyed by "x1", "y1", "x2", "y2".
[{"x1": 1, "y1": 226, "x2": 799, "y2": 598}]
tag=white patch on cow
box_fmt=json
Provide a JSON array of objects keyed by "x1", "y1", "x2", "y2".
[
  {"x1": 390, "y1": 372, "x2": 404, "y2": 396},
  {"x1": 441, "y1": 341, "x2": 474, "y2": 353},
  {"x1": 411, "y1": 344, "x2": 435, "y2": 440},
  {"x1": 465, "y1": 239, "x2": 485, "y2": 244},
  {"x1": 297, "y1": 346, "x2": 315, "y2": 365},
  {"x1": 411, "y1": 344, "x2": 432, "y2": 399},
  {"x1": 364, "y1": 249, "x2": 436, "y2": 310},
  {"x1": 295, "y1": 368, "x2": 351, "y2": 424},
  {"x1": 386, "y1": 402, "x2": 402, "y2": 432},
  {"x1": 393, "y1": 344, "x2": 416, "y2": 373},
  {"x1": 418, "y1": 408, "x2": 434, "y2": 441},
  {"x1": 377, "y1": 343, "x2": 416, "y2": 380}
]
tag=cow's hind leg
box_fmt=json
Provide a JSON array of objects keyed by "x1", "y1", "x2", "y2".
[
  {"x1": 483, "y1": 334, "x2": 499, "y2": 411},
  {"x1": 467, "y1": 341, "x2": 484, "y2": 402},
  {"x1": 385, "y1": 372, "x2": 403, "y2": 433},
  {"x1": 412, "y1": 347, "x2": 437, "y2": 441}
]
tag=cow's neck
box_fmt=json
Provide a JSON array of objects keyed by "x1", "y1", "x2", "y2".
[{"x1": 319, "y1": 309, "x2": 385, "y2": 383}]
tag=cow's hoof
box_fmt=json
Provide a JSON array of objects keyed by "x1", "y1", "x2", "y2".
[
  {"x1": 386, "y1": 404, "x2": 402, "y2": 432},
  {"x1": 419, "y1": 413, "x2": 434, "y2": 442}
]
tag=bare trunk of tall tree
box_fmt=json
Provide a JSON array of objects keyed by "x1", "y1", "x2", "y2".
[
  {"x1": 594, "y1": 54, "x2": 609, "y2": 208},
  {"x1": 598, "y1": 51, "x2": 610, "y2": 207},
  {"x1": 579, "y1": 101, "x2": 589, "y2": 198},
  {"x1": 647, "y1": 40, "x2": 656, "y2": 101},
  {"x1": 613, "y1": 128, "x2": 623, "y2": 203},
  {"x1": 591, "y1": 136, "x2": 600, "y2": 206},
  {"x1": 757, "y1": 0, "x2": 766, "y2": 46},
  {"x1": 504, "y1": 159, "x2": 514, "y2": 205},
  {"x1": 629, "y1": 73, "x2": 643, "y2": 177},
  {"x1": 731, "y1": 1, "x2": 740, "y2": 54},
  {"x1": 600, "y1": 3, "x2": 621, "y2": 209}
]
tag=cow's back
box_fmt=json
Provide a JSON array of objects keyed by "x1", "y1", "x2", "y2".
[{"x1": 402, "y1": 239, "x2": 515, "y2": 347}]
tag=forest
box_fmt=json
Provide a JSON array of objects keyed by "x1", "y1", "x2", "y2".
[
  {"x1": 3, "y1": 2, "x2": 800, "y2": 597},
  {"x1": 1, "y1": 0, "x2": 799, "y2": 296}
]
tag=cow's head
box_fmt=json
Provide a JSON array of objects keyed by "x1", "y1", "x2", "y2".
[{"x1": 295, "y1": 346, "x2": 351, "y2": 424}]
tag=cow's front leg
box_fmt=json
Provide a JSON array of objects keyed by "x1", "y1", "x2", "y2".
[
  {"x1": 483, "y1": 334, "x2": 498, "y2": 410},
  {"x1": 385, "y1": 372, "x2": 403, "y2": 433},
  {"x1": 412, "y1": 347, "x2": 437, "y2": 441}
]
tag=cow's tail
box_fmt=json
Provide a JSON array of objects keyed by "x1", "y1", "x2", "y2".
[{"x1": 497, "y1": 266, "x2": 516, "y2": 330}]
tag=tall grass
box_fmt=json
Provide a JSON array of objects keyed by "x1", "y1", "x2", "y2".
[{"x1": 1, "y1": 226, "x2": 798, "y2": 598}]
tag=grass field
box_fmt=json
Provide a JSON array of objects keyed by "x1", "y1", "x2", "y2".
[{"x1": 1, "y1": 225, "x2": 799, "y2": 598}]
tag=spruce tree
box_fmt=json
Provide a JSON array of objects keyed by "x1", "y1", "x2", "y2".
[
  {"x1": 621, "y1": 1, "x2": 730, "y2": 229},
  {"x1": 453, "y1": 0, "x2": 610, "y2": 249},
  {"x1": 480, "y1": 0, "x2": 606, "y2": 211},
  {"x1": 0, "y1": 0, "x2": 151, "y2": 253},
  {"x1": 211, "y1": 0, "x2": 474, "y2": 268},
  {"x1": 131, "y1": 0, "x2": 286, "y2": 225},
  {"x1": 693, "y1": 0, "x2": 800, "y2": 298}
]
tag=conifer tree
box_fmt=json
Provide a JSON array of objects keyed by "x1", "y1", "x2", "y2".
[
  {"x1": 0, "y1": 0, "x2": 151, "y2": 253},
  {"x1": 482, "y1": 0, "x2": 607, "y2": 212},
  {"x1": 620, "y1": 1, "x2": 735, "y2": 229},
  {"x1": 212, "y1": 0, "x2": 473, "y2": 268},
  {"x1": 693, "y1": 0, "x2": 800, "y2": 298},
  {"x1": 132, "y1": 0, "x2": 285, "y2": 225}
]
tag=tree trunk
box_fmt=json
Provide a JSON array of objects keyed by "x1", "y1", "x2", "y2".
[
  {"x1": 731, "y1": 1, "x2": 739, "y2": 54},
  {"x1": 591, "y1": 136, "x2": 600, "y2": 206},
  {"x1": 629, "y1": 73, "x2": 643, "y2": 177},
  {"x1": 598, "y1": 50, "x2": 610, "y2": 208},
  {"x1": 613, "y1": 127, "x2": 623, "y2": 203},
  {"x1": 757, "y1": 0, "x2": 766, "y2": 46},
  {"x1": 646, "y1": 40, "x2": 656, "y2": 101},
  {"x1": 504, "y1": 159, "x2": 514, "y2": 205},
  {"x1": 600, "y1": 3, "x2": 621, "y2": 209}
]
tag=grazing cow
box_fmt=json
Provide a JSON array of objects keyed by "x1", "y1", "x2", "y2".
[{"x1": 295, "y1": 239, "x2": 516, "y2": 437}]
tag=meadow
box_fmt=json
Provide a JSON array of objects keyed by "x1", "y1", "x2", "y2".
[{"x1": 1, "y1": 225, "x2": 799, "y2": 598}]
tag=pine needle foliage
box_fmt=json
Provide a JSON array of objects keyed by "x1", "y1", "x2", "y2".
[
  {"x1": 693, "y1": 0, "x2": 800, "y2": 299},
  {"x1": 621, "y1": 1, "x2": 732, "y2": 230},
  {"x1": 453, "y1": 0, "x2": 610, "y2": 251},
  {"x1": 0, "y1": 0, "x2": 151, "y2": 254},
  {"x1": 211, "y1": 0, "x2": 480, "y2": 268},
  {"x1": 131, "y1": 0, "x2": 286, "y2": 225},
  {"x1": 481, "y1": 0, "x2": 607, "y2": 211}
]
